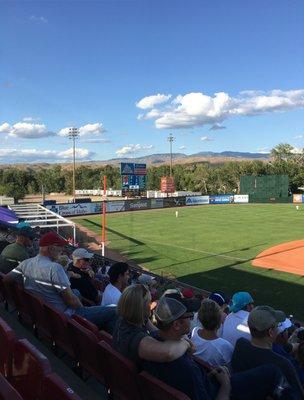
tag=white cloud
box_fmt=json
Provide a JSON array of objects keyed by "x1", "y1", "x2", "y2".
[
  {"x1": 136, "y1": 94, "x2": 171, "y2": 110},
  {"x1": 58, "y1": 147, "x2": 94, "y2": 159},
  {"x1": 58, "y1": 122, "x2": 105, "y2": 137},
  {"x1": 294, "y1": 134, "x2": 304, "y2": 139},
  {"x1": 201, "y1": 136, "x2": 213, "y2": 142},
  {"x1": 291, "y1": 147, "x2": 303, "y2": 154},
  {"x1": 179, "y1": 146, "x2": 187, "y2": 150},
  {"x1": 209, "y1": 123, "x2": 226, "y2": 131},
  {"x1": 22, "y1": 116, "x2": 38, "y2": 122},
  {"x1": 0, "y1": 122, "x2": 55, "y2": 138},
  {"x1": 0, "y1": 123, "x2": 10, "y2": 133},
  {"x1": 116, "y1": 144, "x2": 154, "y2": 156},
  {"x1": 81, "y1": 138, "x2": 110, "y2": 144},
  {"x1": 79, "y1": 123, "x2": 105, "y2": 136},
  {"x1": 0, "y1": 147, "x2": 95, "y2": 163},
  {"x1": 137, "y1": 89, "x2": 304, "y2": 129},
  {"x1": 30, "y1": 15, "x2": 47, "y2": 23},
  {"x1": 257, "y1": 147, "x2": 270, "y2": 154}
]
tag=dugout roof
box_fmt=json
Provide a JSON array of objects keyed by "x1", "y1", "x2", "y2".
[{"x1": 9, "y1": 203, "x2": 76, "y2": 241}]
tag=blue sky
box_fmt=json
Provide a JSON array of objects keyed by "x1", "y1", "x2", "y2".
[{"x1": 0, "y1": 0, "x2": 304, "y2": 162}]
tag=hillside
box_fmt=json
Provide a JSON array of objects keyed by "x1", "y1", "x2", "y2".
[{"x1": 0, "y1": 151, "x2": 270, "y2": 170}]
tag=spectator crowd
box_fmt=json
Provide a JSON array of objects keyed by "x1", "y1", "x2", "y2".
[{"x1": 1, "y1": 225, "x2": 304, "y2": 399}]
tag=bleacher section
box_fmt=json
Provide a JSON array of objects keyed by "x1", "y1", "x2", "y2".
[{"x1": 0, "y1": 274, "x2": 203, "y2": 400}]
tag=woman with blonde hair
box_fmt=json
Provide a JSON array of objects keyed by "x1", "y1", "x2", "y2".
[{"x1": 113, "y1": 284, "x2": 191, "y2": 366}]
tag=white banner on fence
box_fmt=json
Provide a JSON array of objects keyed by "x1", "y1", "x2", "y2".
[
  {"x1": 233, "y1": 194, "x2": 249, "y2": 203},
  {"x1": 46, "y1": 202, "x2": 102, "y2": 216},
  {"x1": 186, "y1": 196, "x2": 209, "y2": 205},
  {"x1": 106, "y1": 201, "x2": 125, "y2": 212}
]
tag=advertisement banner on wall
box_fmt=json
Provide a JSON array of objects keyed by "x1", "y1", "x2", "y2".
[
  {"x1": 185, "y1": 196, "x2": 209, "y2": 206},
  {"x1": 46, "y1": 202, "x2": 102, "y2": 216},
  {"x1": 150, "y1": 198, "x2": 164, "y2": 209},
  {"x1": 233, "y1": 194, "x2": 249, "y2": 204},
  {"x1": 106, "y1": 201, "x2": 126, "y2": 213},
  {"x1": 127, "y1": 199, "x2": 150, "y2": 211},
  {"x1": 209, "y1": 195, "x2": 234, "y2": 204},
  {"x1": 163, "y1": 197, "x2": 186, "y2": 208},
  {"x1": 293, "y1": 194, "x2": 303, "y2": 203},
  {"x1": 160, "y1": 176, "x2": 175, "y2": 193}
]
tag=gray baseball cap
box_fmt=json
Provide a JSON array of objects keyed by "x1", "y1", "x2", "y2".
[
  {"x1": 155, "y1": 297, "x2": 195, "y2": 324},
  {"x1": 248, "y1": 306, "x2": 286, "y2": 331}
]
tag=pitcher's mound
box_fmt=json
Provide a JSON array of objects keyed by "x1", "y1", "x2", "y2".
[{"x1": 252, "y1": 240, "x2": 304, "y2": 276}]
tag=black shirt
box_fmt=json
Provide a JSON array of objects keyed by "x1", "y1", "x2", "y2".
[
  {"x1": 232, "y1": 337, "x2": 303, "y2": 398},
  {"x1": 142, "y1": 331, "x2": 216, "y2": 400},
  {"x1": 112, "y1": 317, "x2": 149, "y2": 366},
  {"x1": 67, "y1": 263, "x2": 98, "y2": 303}
]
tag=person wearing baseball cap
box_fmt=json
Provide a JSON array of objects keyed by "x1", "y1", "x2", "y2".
[
  {"x1": 6, "y1": 232, "x2": 117, "y2": 333},
  {"x1": 142, "y1": 297, "x2": 290, "y2": 400},
  {"x1": 0, "y1": 226, "x2": 37, "y2": 274},
  {"x1": 67, "y1": 248, "x2": 99, "y2": 304},
  {"x1": 232, "y1": 306, "x2": 304, "y2": 398},
  {"x1": 222, "y1": 292, "x2": 254, "y2": 347}
]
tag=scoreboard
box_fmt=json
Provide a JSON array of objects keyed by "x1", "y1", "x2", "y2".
[{"x1": 121, "y1": 163, "x2": 147, "y2": 194}]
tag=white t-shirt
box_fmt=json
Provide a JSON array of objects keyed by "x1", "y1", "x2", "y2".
[
  {"x1": 221, "y1": 310, "x2": 251, "y2": 347},
  {"x1": 191, "y1": 327, "x2": 233, "y2": 366},
  {"x1": 101, "y1": 283, "x2": 121, "y2": 306}
]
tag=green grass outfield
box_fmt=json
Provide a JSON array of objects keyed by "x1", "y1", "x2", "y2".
[{"x1": 73, "y1": 204, "x2": 304, "y2": 319}]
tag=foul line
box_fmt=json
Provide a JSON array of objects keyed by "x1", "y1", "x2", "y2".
[{"x1": 139, "y1": 238, "x2": 248, "y2": 262}]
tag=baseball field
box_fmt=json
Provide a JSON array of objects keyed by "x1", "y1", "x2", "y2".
[{"x1": 73, "y1": 203, "x2": 304, "y2": 319}]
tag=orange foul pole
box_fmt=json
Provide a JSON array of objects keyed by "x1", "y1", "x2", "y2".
[{"x1": 101, "y1": 175, "x2": 107, "y2": 257}]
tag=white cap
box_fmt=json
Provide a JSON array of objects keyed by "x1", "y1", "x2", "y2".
[
  {"x1": 138, "y1": 274, "x2": 155, "y2": 285},
  {"x1": 277, "y1": 318, "x2": 292, "y2": 334},
  {"x1": 72, "y1": 248, "x2": 94, "y2": 260}
]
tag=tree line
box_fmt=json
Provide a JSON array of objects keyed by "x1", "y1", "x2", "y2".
[{"x1": 0, "y1": 143, "x2": 303, "y2": 201}]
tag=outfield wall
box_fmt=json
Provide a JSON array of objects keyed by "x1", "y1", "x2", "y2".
[
  {"x1": 45, "y1": 194, "x2": 249, "y2": 216},
  {"x1": 45, "y1": 193, "x2": 295, "y2": 217}
]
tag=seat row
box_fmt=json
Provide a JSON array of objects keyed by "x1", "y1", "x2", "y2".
[
  {"x1": 0, "y1": 273, "x2": 191, "y2": 400},
  {"x1": 0, "y1": 316, "x2": 81, "y2": 400}
]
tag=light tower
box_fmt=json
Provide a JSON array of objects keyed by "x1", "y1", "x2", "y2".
[
  {"x1": 68, "y1": 127, "x2": 79, "y2": 203},
  {"x1": 167, "y1": 133, "x2": 174, "y2": 177}
]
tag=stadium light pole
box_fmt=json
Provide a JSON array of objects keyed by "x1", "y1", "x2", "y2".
[
  {"x1": 68, "y1": 127, "x2": 79, "y2": 203},
  {"x1": 167, "y1": 133, "x2": 174, "y2": 177}
]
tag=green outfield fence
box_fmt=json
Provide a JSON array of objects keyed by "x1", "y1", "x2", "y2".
[{"x1": 240, "y1": 174, "x2": 289, "y2": 202}]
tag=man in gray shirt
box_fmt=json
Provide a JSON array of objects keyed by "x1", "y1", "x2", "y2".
[{"x1": 7, "y1": 231, "x2": 117, "y2": 333}]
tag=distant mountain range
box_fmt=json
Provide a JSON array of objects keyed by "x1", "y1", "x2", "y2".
[
  {"x1": 0, "y1": 151, "x2": 270, "y2": 170},
  {"x1": 97, "y1": 151, "x2": 270, "y2": 166}
]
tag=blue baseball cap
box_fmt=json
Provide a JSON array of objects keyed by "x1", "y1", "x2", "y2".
[
  {"x1": 230, "y1": 292, "x2": 253, "y2": 313},
  {"x1": 209, "y1": 292, "x2": 229, "y2": 307}
]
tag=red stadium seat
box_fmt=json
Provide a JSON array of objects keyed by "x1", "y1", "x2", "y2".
[
  {"x1": 138, "y1": 371, "x2": 191, "y2": 400},
  {"x1": 0, "y1": 374, "x2": 23, "y2": 400},
  {"x1": 43, "y1": 304, "x2": 75, "y2": 357},
  {"x1": 72, "y1": 314, "x2": 101, "y2": 338},
  {"x1": 0, "y1": 273, "x2": 6, "y2": 303},
  {"x1": 1, "y1": 278, "x2": 18, "y2": 311},
  {"x1": 0, "y1": 317, "x2": 16, "y2": 378},
  {"x1": 97, "y1": 340, "x2": 141, "y2": 400},
  {"x1": 99, "y1": 329, "x2": 113, "y2": 345},
  {"x1": 14, "y1": 286, "x2": 35, "y2": 328},
  {"x1": 67, "y1": 318, "x2": 107, "y2": 383},
  {"x1": 10, "y1": 339, "x2": 52, "y2": 400},
  {"x1": 71, "y1": 314, "x2": 113, "y2": 344},
  {"x1": 26, "y1": 292, "x2": 51, "y2": 341},
  {"x1": 40, "y1": 373, "x2": 82, "y2": 400}
]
